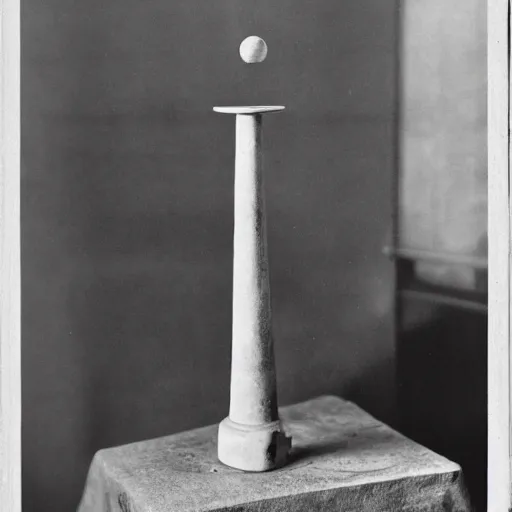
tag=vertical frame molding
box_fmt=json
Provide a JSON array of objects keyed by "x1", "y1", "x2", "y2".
[
  {"x1": 0, "y1": 0, "x2": 21, "y2": 509},
  {"x1": 488, "y1": 0, "x2": 511, "y2": 511}
]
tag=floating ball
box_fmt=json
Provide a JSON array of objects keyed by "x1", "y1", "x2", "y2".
[{"x1": 239, "y1": 36, "x2": 268, "y2": 64}]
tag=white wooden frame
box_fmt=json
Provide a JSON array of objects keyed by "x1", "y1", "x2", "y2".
[
  {"x1": 488, "y1": 0, "x2": 511, "y2": 511},
  {"x1": 0, "y1": 0, "x2": 21, "y2": 509}
]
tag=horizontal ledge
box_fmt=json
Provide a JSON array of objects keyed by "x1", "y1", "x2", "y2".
[
  {"x1": 213, "y1": 106, "x2": 285, "y2": 114},
  {"x1": 383, "y1": 246, "x2": 488, "y2": 270},
  {"x1": 399, "y1": 289, "x2": 488, "y2": 314}
]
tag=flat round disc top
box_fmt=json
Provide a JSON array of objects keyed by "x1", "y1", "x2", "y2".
[{"x1": 213, "y1": 106, "x2": 285, "y2": 115}]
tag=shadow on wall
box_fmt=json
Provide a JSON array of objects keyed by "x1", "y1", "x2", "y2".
[
  {"x1": 398, "y1": 300, "x2": 487, "y2": 512},
  {"x1": 21, "y1": 2, "x2": 398, "y2": 511}
]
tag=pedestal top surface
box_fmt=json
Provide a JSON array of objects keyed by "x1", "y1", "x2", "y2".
[{"x1": 77, "y1": 395, "x2": 470, "y2": 512}]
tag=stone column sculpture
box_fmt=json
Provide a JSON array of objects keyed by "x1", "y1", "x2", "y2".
[{"x1": 214, "y1": 106, "x2": 291, "y2": 472}]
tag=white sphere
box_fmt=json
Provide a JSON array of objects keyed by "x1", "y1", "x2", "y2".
[{"x1": 239, "y1": 36, "x2": 268, "y2": 64}]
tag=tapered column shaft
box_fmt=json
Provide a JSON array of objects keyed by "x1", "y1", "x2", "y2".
[
  {"x1": 230, "y1": 113, "x2": 278, "y2": 426},
  {"x1": 215, "y1": 105, "x2": 290, "y2": 472}
]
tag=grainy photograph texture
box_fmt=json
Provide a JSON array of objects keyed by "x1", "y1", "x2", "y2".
[{"x1": 0, "y1": 1, "x2": 508, "y2": 511}]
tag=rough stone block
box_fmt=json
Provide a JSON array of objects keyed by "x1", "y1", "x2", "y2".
[{"x1": 77, "y1": 395, "x2": 471, "y2": 512}]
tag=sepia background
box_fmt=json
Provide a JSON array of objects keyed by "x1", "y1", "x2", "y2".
[{"x1": 21, "y1": 1, "x2": 486, "y2": 511}]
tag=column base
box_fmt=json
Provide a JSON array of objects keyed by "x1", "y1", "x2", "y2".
[{"x1": 217, "y1": 417, "x2": 292, "y2": 472}]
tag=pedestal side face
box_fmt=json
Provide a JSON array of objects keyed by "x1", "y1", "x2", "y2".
[{"x1": 230, "y1": 114, "x2": 278, "y2": 426}]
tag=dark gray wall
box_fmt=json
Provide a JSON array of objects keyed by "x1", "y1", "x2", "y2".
[
  {"x1": 398, "y1": 300, "x2": 487, "y2": 511},
  {"x1": 22, "y1": 2, "x2": 397, "y2": 511}
]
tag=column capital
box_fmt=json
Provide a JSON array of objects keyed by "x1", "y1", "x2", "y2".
[{"x1": 213, "y1": 106, "x2": 285, "y2": 115}]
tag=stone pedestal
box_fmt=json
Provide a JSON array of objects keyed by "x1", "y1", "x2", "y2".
[{"x1": 77, "y1": 396, "x2": 471, "y2": 512}]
